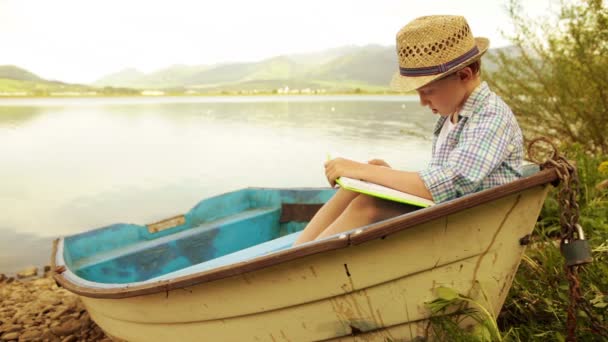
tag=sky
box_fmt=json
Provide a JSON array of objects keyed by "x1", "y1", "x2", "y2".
[{"x1": 0, "y1": 0, "x2": 557, "y2": 84}]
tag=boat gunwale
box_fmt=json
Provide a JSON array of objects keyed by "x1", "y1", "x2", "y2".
[{"x1": 51, "y1": 167, "x2": 559, "y2": 299}]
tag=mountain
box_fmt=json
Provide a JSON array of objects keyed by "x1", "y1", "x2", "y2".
[
  {"x1": 94, "y1": 45, "x2": 398, "y2": 91},
  {"x1": 288, "y1": 46, "x2": 366, "y2": 66},
  {"x1": 1, "y1": 45, "x2": 517, "y2": 96},
  {"x1": 0, "y1": 65, "x2": 45, "y2": 82},
  {"x1": 93, "y1": 68, "x2": 146, "y2": 88},
  {"x1": 0, "y1": 65, "x2": 136, "y2": 96},
  {"x1": 93, "y1": 44, "x2": 513, "y2": 92},
  {"x1": 304, "y1": 44, "x2": 397, "y2": 86},
  {"x1": 181, "y1": 56, "x2": 298, "y2": 86},
  {"x1": 94, "y1": 65, "x2": 213, "y2": 89}
]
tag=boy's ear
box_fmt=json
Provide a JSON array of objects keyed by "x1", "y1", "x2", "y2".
[{"x1": 457, "y1": 67, "x2": 474, "y2": 81}]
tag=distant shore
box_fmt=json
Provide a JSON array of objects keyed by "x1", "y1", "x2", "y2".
[{"x1": 0, "y1": 92, "x2": 414, "y2": 99}]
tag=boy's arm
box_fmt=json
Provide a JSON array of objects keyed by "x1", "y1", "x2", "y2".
[
  {"x1": 324, "y1": 157, "x2": 432, "y2": 200},
  {"x1": 358, "y1": 164, "x2": 433, "y2": 200}
]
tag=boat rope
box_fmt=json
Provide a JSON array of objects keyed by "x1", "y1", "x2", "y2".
[{"x1": 527, "y1": 137, "x2": 608, "y2": 341}]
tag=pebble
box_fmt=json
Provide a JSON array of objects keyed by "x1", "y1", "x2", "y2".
[
  {"x1": 0, "y1": 267, "x2": 108, "y2": 341},
  {"x1": 1, "y1": 331, "x2": 20, "y2": 340},
  {"x1": 50, "y1": 319, "x2": 80, "y2": 336},
  {"x1": 16, "y1": 267, "x2": 37, "y2": 279},
  {"x1": 17, "y1": 329, "x2": 41, "y2": 341}
]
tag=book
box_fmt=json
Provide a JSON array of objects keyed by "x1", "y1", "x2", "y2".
[{"x1": 335, "y1": 176, "x2": 435, "y2": 208}]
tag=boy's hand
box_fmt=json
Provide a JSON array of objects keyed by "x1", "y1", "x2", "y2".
[
  {"x1": 367, "y1": 159, "x2": 391, "y2": 168},
  {"x1": 324, "y1": 157, "x2": 367, "y2": 188}
]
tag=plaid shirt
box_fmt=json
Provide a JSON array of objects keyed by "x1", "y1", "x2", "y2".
[{"x1": 419, "y1": 81, "x2": 523, "y2": 203}]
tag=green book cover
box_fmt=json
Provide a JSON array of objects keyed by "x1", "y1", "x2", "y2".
[{"x1": 335, "y1": 176, "x2": 435, "y2": 208}]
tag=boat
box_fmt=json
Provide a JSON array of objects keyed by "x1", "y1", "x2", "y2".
[{"x1": 51, "y1": 163, "x2": 557, "y2": 341}]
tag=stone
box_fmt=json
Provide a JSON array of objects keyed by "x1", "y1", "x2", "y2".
[
  {"x1": 40, "y1": 305, "x2": 54, "y2": 315},
  {"x1": 31, "y1": 278, "x2": 51, "y2": 289},
  {"x1": 0, "y1": 265, "x2": 110, "y2": 341},
  {"x1": 12, "y1": 314, "x2": 25, "y2": 325},
  {"x1": 17, "y1": 329, "x2": 42, "y2": 341},
  {"x1": 18, "y1": 318, "x2": 33, "y2": 326},
  {"x1": 59, "y1": 297, "x2": 78, "y2": 311},
  {"x1": 37, "y1": 292, "x2": 61, "y2": 307},
  {"x1": 16, "y1": 267, "x2": 37, "y2": 279},
  {"x1": 0, "y1": 325, "x2": 22, "y2": 334},
  {"x1": 49, "y1": 307, "x2": 71, "y2": 320},
  {"x1": 59, "y1": 336, "x2": 77, "y2": 342},
  {"x1": 49, "y1": 319, "x2": 80, "y2": 337},
  {"x1": 1, "y1": 331, "x2": 20, "y2": 340},
  {"x1": 40, "y1": 329, "x2": 56, "y2": 340}
]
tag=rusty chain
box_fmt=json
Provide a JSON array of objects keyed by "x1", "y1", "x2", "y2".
[{"x1": 527, "y1": 137, "x2": 608, "y2": 341}]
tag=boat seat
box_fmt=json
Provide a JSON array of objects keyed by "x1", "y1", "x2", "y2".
[{"x1": 72, "y1": 206, "x2": 282, "y2": 272}]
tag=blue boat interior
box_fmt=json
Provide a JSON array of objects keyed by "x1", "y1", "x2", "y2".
[{"x1": 63, "y1": 188, "x2": 336, "y2": 284}]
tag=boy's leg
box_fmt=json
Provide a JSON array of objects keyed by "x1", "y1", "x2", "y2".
[
  {"x1": 314, "y1": 194, "x2": 418, "y2": 240},
  {"x1": 293, "y1": 188, "x2": 359, "y2": 246}
]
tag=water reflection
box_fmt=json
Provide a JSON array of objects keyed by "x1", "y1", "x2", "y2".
[{"x1": 0, "y1": 95, "x2": 434, "y2": 273}]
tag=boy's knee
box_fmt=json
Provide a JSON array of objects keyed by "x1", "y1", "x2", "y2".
[{"x1": 346, "y1": 195, "x2": 385, "y2": 222}]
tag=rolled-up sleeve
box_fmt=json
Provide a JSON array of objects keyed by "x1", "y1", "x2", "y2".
[{"x1": 419, "y1": 111, "x2": 514, "y2": 203}]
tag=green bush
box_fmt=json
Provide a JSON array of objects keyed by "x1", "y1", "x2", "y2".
[{"x1": 486, "y1": 0, "x2": 608, "y2": 155}]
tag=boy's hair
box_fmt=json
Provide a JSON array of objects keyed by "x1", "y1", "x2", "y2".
[{"x1": 467, "y1": 59, "x2": 482, "y2": 76}]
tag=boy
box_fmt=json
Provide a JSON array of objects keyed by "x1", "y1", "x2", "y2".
[{"x1": 293, "y1": 15, "x2": 523, "y2": 246}]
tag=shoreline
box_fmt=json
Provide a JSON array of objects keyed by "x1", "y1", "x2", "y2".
[
  {"x1": 0, "y1": 266, "x2": 110, "y2": 342},
  {"x1": 0, "y1": 91, "x2": 417, "y2": 99}
]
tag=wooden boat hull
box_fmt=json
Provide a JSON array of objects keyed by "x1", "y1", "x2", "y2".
[{"x1": 52, "y1": 168, "x2": 556, "y2": 341}]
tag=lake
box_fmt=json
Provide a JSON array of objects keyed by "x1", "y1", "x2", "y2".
[{"x1": 0, "y1": 95, "x2": 435, "y2": 274}]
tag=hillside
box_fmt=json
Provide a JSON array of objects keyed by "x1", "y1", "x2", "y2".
[
  {"x1": 93, "y1": 44, "x2": 512, "y2": 92},
  {"x1": 0, "y1": 65, "x2": 44, "y2": 82},
  {"x1": 1, "y1": 45, "x2": 516, "y2": 96},
  {"x1": 94, "y1": 45, "x2": 397, "y2": 91}
]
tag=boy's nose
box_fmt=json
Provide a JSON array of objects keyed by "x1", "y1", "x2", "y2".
[{"x1": 419, "y1": 95, "x2": 429, "y2": 107}]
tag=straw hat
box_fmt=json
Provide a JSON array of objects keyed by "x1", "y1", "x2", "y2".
[{"x1": 390, "y1": 15, "x2": 489, "y2": 92}]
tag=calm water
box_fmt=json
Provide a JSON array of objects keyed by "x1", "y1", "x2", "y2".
[{"x1": 0, "y1": 95, "x2": 435, "y2": 274}]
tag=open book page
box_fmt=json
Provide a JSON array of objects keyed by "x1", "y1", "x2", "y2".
[{"x1": 335, "y1": 176, "x2": 435, "y2": 208}]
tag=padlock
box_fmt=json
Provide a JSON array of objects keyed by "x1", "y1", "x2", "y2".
[{"x1": 560, "y1": 224, "x2": 593, "y2": 266}]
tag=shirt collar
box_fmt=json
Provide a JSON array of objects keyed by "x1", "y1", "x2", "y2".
[
  {"x1": 432, "y1": 81, "x2": 489, "y2": 135},
  {"x1": 457, "y1": 81, "x2": 489, "y2": 118}
]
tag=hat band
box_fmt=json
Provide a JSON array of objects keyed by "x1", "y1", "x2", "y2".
[{"x1": 399, "y1": 45, "x2": 479, "y2": 77}]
